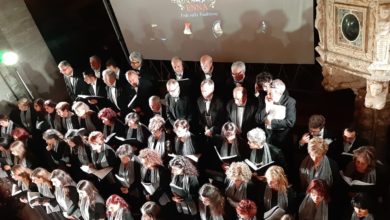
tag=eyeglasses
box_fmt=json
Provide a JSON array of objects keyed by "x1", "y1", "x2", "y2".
[{"x1": 232, "y1": 71, "x2": 243, "y2": 76}]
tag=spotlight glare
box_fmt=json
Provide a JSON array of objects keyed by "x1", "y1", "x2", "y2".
[{"x1": 2, "y1": 51, "x2": 19, "y2": 66}]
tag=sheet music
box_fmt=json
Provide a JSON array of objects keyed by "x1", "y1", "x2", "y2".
[
  {"x1": 244, "y1": 159, "x2": 274, "y2": 172},
  {"x1": 92, "y1": 167, "x2": 113, "y2": 179},
  {"x1": 339, "y1": 171, "x2": 374, "y2": 186},
  {"x1": 269, "y1": 104, "x2": 286, "y2": 120},
  {"x1": 213, "y1": 146, "x2": 237, "y2": 161}
]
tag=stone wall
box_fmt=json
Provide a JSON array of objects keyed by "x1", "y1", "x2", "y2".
[{"x1": 0, "y1": 0, "x2": 66, "y2": 114}]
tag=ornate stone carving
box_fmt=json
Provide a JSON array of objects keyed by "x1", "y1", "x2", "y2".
[
  {"x1": 316, "y1": 0, "x2": 390, "y2": 158},
  {"x1": 321, "y1": 64, "x2": 366, "y2": 91},
  {"x1": 315, "y1": 0, "x2": 390, "y2": 109},
  {"x1": 315, "y1": 0, "x2": 326, "y2": 48},
  {"x1": 364, "y1": 80, "x2": 389, "y2": 110}
]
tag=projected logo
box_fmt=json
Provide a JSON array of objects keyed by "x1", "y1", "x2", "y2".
[{"x1": 171, "y1": 0, "x2": 216, "y2": 14}]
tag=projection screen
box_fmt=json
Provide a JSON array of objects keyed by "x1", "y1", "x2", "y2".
[{"x1": 109, "y1": 0, "x2": 314, "y2": 64}]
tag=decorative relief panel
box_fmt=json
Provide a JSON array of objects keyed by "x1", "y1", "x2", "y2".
[
  {"x1": 316, "y1": 0, "x2": 390, "y2": 110},
  {"x1": 335, "y1": 4, "x2": 366, "y2": 51}
]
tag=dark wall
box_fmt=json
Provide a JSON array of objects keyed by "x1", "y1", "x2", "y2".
[{"x1": 24, "y1": 0, "x2": 128, "y2": 71}]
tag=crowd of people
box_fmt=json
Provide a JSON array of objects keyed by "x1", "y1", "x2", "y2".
[{"x1": 0, "y1": 51, "x2": 385, "y2": 220}]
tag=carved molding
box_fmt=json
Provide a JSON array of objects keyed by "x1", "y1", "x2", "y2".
[
  {"x1": 315, "y1": 0, "x2": 390, "y2": 109},
  {"x1": 321, "y1": 63, "x2": 366, "y2": 91}
]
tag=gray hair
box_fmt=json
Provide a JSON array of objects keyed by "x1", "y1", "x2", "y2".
[
  {"x1": 148, "y1": 96, "x2": 160, "y2": 105},
  {"x1": 58, "y1": 60, "x2": 71, "y2": 68},
  {"x1": 231, "y1": 61, "x2": 246, "y2": 73},
  {"x1": 125, "y1": 70, "x2": 139, "y2": 81},
  {"x1": 129, "y1": 51, "x2": 143, "y2": 63},
  {"x1": 89, "y1": 55, "x2": 101, "y2": 62},
  {"x1": 103, "y1": 68, "x2": 116, "y2": 79},
  {"x1": 116, "y1": 144, "x2": 134, "y2": 157},
  {"x1": 174, "y1": 119, "x2": 189, "y2": 130},
  {"x1": 72, "y1": 101, "x2": 90, "y2": 115},
  {"x1": 125, "y1": 112, "x2": 140, "y2": 124},
  {"x1": 222, "y1": 122, "x2": 238, "y2": 137},
  {"x1": 200, "y1": 79, "x2": 215, "y2": 91},
  {"x1": 270, "y1": 79, "x2": 286, "y2": 95},
  {"x1": 148, "y1": 115, "x2": 165, "y2": 132},
  {"x1": 247, "y1": 127, "x2": 266, "y2": 146},
  {"x1": 171, "y1": 56, "x2": 183, "y2": 64},
  {"x1": 141, "y1": 201, "x2": 161, "y2": 218}
]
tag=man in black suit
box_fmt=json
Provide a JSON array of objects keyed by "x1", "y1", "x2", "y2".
[
  {"x1": 103, "y1": 69, "x2": 129, "y2": 114},
  {"x1": 106, "y1": 58, "x2": 123, "y2": 80},
  {"x1": 170, "y1": 56, "x2": 194, "y2": 99},
  {"x1": 83, "y1": 69, "x2": 107, "y2": 97},
  {"x1": 129, "y1": 51, "x2": 157, "y2": 84},
  {"x1": 165, "y1": 79, "x2": 193, "y2": 129},
  {"x1": 81, "y1": 69, "x2": 108, "y2": 112},
  {"x1": 148, "y1": 96, "x2": 167, "y2": 120},
  {"x1": 125, "y1": 70, "x2": 155, "y2": 123},
  {"x1": 199, "y1": 54, "x2": 227, "y2": 99},
  {"x1": 196, "y1": 79, "x2": 226, "y2": 138},
  {"x1": 298, "y1": 114, "x2": 336, "y2": 151},
  {"x1": 89, "y1": 55, "x2": 103, "y2": 78},
  {"x1": 254, "y1": 71, "x2": 273, "y2": 115},
  {"x1": 295, "y1": 114, "x2": 336, "y2": 177},
  {"x1": 328, "y1": 126, "x2": 369, "y2": 169},
  {"x1": 225, "y1": 61, "x2": 255, "y2": 102},
  {"x1": 58, "y1": 60, "x2": 86, "y2": 102},
  {"x1": 257, "y1": 79, "x2": 296, "y2": 148},
  {"x1": 226, "y1": 86, "x2": 257, "y2": 136}
]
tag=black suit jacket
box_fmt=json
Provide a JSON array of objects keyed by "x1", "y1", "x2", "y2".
[
  {"x1": 127, "y1": 77, "x2": 155, "y2": 121},
  {"x1": 226, "y1": 98, "x2": 257, "y2": 135},
  {"x1": 198, "y1": 64, "x2": 228, "y2": 99},
  {"x1": 105, "y1": 80, "x2": 130, "y2": 112},
  {"x1": 224, "y1": 77, "x2": 255, "y2": 102},
  {"x1": 257, "y1": 92, "x2": 296, "y2": 147},
  {"x1": 84, "y1": 78, "x2": 107, "y2": 97},
  {"x1": 171, "y1": 71, "x2": 196, "y2": 100},
  {"x1": 79, "y1": 78, "x2": 108, "y2": 111},
  {"x1": 135, "y1": 62, "x2": 158, "y2": 86},
  {"x1": 196, "y1": 95, "x2": 226, "y2": 135},
  {"x1": 165, "y1": 94, "x2": 193, "y2": 127},
  {"x1": 64, "y1": 73, "x2": 86, "y2": 101},
  {"x1": 297, "y1": 128, "x2": 336, "y2": 153},
  {"x1": 328, "y1": 136, "x2": 369, "y2": 169}
]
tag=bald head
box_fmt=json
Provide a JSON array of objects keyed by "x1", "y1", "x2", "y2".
[
  {"x1": 171, "y1": 56, "x2": 184, "y2": 76},
  {"x1": 126, "y1": 70, "x2": 140, "y2": 87},
  {"x1": 233, "y1": 86, "x2": 247, "y2": 106},
  {"x1": 200, "y1": 55, "x2": 213, "y2": 74}
]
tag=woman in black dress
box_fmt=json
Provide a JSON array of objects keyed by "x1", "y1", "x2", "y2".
[
  {"x1": 169, "y1": 156, "x2": 199, "y2": 219},
  {"x1": 76, "y1": 180, "x2": 106, "y2": 220}
]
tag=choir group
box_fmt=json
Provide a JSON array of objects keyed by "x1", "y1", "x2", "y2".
[{"x1": 0, "y1": 52, "x2": 383, "y2": 220}]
